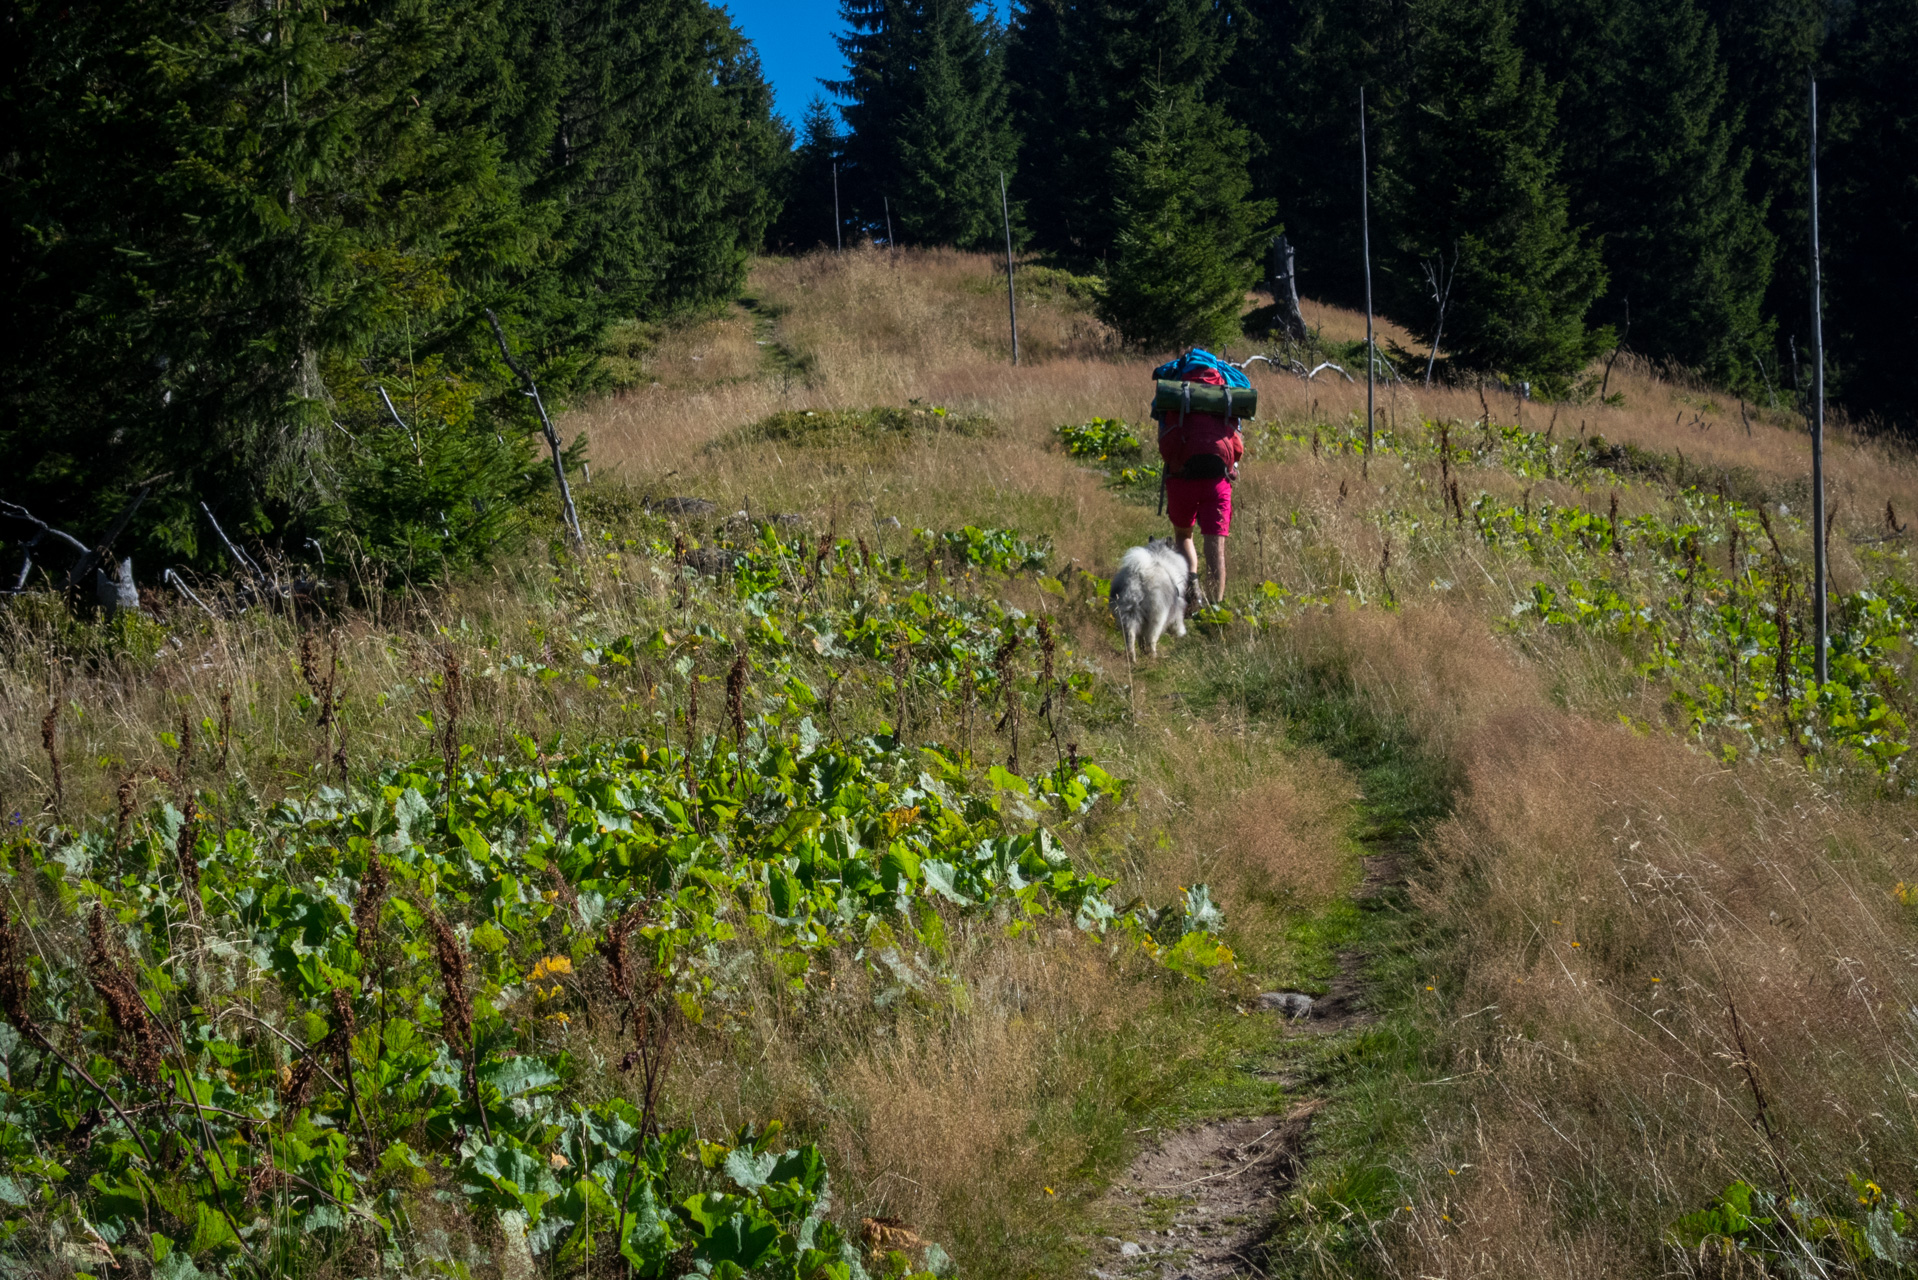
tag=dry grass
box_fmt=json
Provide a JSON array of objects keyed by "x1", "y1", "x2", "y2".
[{"x1": 1230, "y1": 597, "x2": 1918, "y2": 1276}]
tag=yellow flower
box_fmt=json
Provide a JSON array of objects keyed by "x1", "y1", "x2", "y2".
[
  {"x1": 1044, "y1": 1187, "x2": 1055, "y2": 1196},
  {"x1": 550, "y1": 1152, "x2": 570, "y2": 1170},
  {"x1": 529, "y1": 955, "x2": 574, "y2": 982}
]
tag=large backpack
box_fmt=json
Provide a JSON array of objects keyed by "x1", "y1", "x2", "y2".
[
  {"x1": 1153, "y1": 348, "x2": 1253, "y2": 391},
  {"x1": 1152, "y1": 349, "x2": 1252, "y2": 485}
]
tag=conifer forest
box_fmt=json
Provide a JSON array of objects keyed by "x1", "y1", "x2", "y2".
[{"x1": 5, "y1": 1, "x2": 1918, "y2": 1279}]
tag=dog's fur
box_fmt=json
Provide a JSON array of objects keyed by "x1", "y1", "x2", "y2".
[{"x1": 1110, "y1": 538, "x2": 1192, "y2": 660}]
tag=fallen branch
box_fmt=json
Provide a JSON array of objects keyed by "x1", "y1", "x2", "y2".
[
  {"x1": 198, "y1": 503, "x2": 272, "y2": 596},
  {"x1": 164, "y1": 569, "x2": 218, "y2": 618},
  {"x1": 1302, "y1": 362, "x2": 1354, "y2": 383},
  {"x1": 1, "y1": 501, "x2": 89, "y2": 593}
]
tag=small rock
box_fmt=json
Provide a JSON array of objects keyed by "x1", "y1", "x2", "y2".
[
  {"x1": 684, "y1": 547, "x2": 741, "y2": 576},
  {"x1": 1119, "y1": 1242, "x2": 1144, "y2": 1257},
  {"x1": 1259, "y1": 991, "x2": 1316, "y2": 1019},
  {"x1": 650, "y1": 496, "x2": 716, "y2": 517}
]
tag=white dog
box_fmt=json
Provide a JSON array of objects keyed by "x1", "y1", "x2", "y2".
[{"x1": 1109, "y1": 538, "x2": 1194, "y2": 660}]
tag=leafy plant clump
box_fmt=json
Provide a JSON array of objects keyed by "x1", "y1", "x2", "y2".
[
  {"x1": 0, "y1": 519, "x2": 1229, "y2": 1278},
  {"x1": 1054, "y1": 419, "x2": 1158, "y2": 501},
  {"x1": 1670, "y1": 1177, "x2": 1915, "y2": 1274},
  {"x1": 1056, "y1": 418, "x2": 1142, "y2": 465}
]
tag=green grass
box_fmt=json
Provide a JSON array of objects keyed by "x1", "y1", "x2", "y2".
[{"x1": 1183, "y1": 639, "x2": 1457, "y2": 1279}]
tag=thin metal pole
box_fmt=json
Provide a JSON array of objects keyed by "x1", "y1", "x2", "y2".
[
  {"x1": 832, "y1": 163, "x2": 843, "y2": 251},
  {"x1": 1360, "y1": 87, "x2": 1375, "y2": 469},
  {"x1": 1000, "y1": 172, "x2": 1020, "y2": 366},
  {"x1": 884, "y1": 196, "x2": 895, "y2": 249},
  {"x1": 1809, "y1": 77, "x2": 1828, "y2": 686}
]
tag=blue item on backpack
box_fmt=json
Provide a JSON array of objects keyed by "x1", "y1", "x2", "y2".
[{"x1": 1152, "y1": 348, "x2": 1252, "y2": 390}]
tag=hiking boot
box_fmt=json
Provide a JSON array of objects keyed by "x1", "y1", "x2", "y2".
[{"x1": 1185, "y1": 572, "x2": 1209, "y2": 617}]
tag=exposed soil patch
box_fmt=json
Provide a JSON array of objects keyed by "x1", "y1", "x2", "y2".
[{"x1": 1085, "y1": 1104, "x2": 1323, "y2": 1280}]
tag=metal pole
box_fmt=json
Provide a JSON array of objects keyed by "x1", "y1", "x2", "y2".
[
  {"x1": 1809, "y1": 77, "x2": 1828, "y2": 686},
  {"x1": 832, "y1": 163, "x2": 843, "y2": 251},
  {"x1": 1360, "y1": 87, "x2": 1375, "y2": 469},
  {"x1": 1000, "y1": 172, "x2": 1020, "y2": 366}
]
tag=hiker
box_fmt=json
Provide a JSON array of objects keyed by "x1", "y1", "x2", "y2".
[{"x1": 1152, "y1": 350, "x2": 1250, "y2": 609}]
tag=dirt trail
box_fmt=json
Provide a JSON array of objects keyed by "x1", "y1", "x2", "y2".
[{"x1": 1081, "y1": 855, "x2": 1398, "y2": 1279}]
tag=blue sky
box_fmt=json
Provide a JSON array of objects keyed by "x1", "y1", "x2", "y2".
[{"x1": 721, "y1": 0, "x2": 1009, "y2": 127}]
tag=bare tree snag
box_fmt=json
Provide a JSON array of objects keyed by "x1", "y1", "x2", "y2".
[
  {"x1": 485, "y1": 309, "x2": 584, "y2": 550},
  {"x1": 1267, "y1": 235, "x2": 1308, "y2": 342}
]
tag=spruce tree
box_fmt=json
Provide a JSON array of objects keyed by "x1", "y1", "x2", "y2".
[
  {"x1": 0, "y1": 0, "x2": 789, "y2": 576},
  {"x1": 1521, "y1": 0, "x2": 1774, "y2": 382},
  {"x1": 1825, "y1": 0, "x2": 1918, "y2": 431},
  {"x1": 1097, "y1": 85, "x2": 1275, "y2": 352},
  {"x1": 1701, "y1": 0, "x2": 1825, "y2": 360},
  {"x1": 487, "y1": 0, "x2": 786, "y2": 343},
  {"x1": 890, "y1": 4, "x2": 1017, "y2": 249},
  {"x1": 1008, "y1": 0, "x2": 1236, "y2": 261},
  {"x1": 1, "y1": 0, "x2": 539, "y2": 562},
  {"x1": 1380, "y1": 0, "x2": 1606, "y2": 383},
  {"x1": 772, "y1": 98, "x2": 847, "y2": 250},
  {"x1": 832, "y1": 0, "x2": 910, "y2": 232},
  {"x1": 834, "y1": 0, "x2": 1017, "y2": 249},
  {"x1": 1221, "y1": 0, "x2": 1411, "y2": 307}
]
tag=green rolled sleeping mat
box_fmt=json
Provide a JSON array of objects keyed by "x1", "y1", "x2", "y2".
[{"x1": 1152, "y1": 379, "x2": 1259, "y2": 419}]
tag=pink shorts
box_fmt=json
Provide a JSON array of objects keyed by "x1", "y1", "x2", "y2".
[{"x1": 1166, "y1": 477, "x2": 1232, "y2": 536}]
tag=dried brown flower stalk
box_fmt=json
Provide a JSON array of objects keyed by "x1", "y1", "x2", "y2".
[
  {"x1": 114, "y1": 775, "x2": 137, "y2": 849},
  {"x1": 993, "y1": 633, "x2": 1022, "y2": 774},
  {"x1": 354, "y1": 855, "x2": 388, "y2": 956},
  {"x1": 726, "y1": 648, "x2": 748, "y2": 747},
  {"x1": 596, "y1": 906, "x2": 644, "y2": 1005},
  {"x1": 440, "y1": 647, "x2": 463, "y2": 803},
  {"x1": 86, "y1": 905, "x2": 166, "y2": 1089},
  {"x1": 0, "y1": 899, "x2": 39, "y2": 1042},
  {"x1": 175, "y1": 797, "x2": 203, "y2": 921},
  {"x1": 426, "y1": 909, "x2": 489, "y2": 1140},
  {"x1": 40, "y1": 667, "x2": 63, "y2": 815}
]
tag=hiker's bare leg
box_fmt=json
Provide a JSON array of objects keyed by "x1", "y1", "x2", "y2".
[
  {"x1": 1204, "y1": 534, "x2": 1226, "y2": 602},
  {"x1": 1172, "y1": 526, "x2": 1199, "y2": 576}
]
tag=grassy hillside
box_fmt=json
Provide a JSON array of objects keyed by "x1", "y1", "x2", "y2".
[{"x1": 3, "y1": 246, "x2": 1916, "y2": 1280}]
